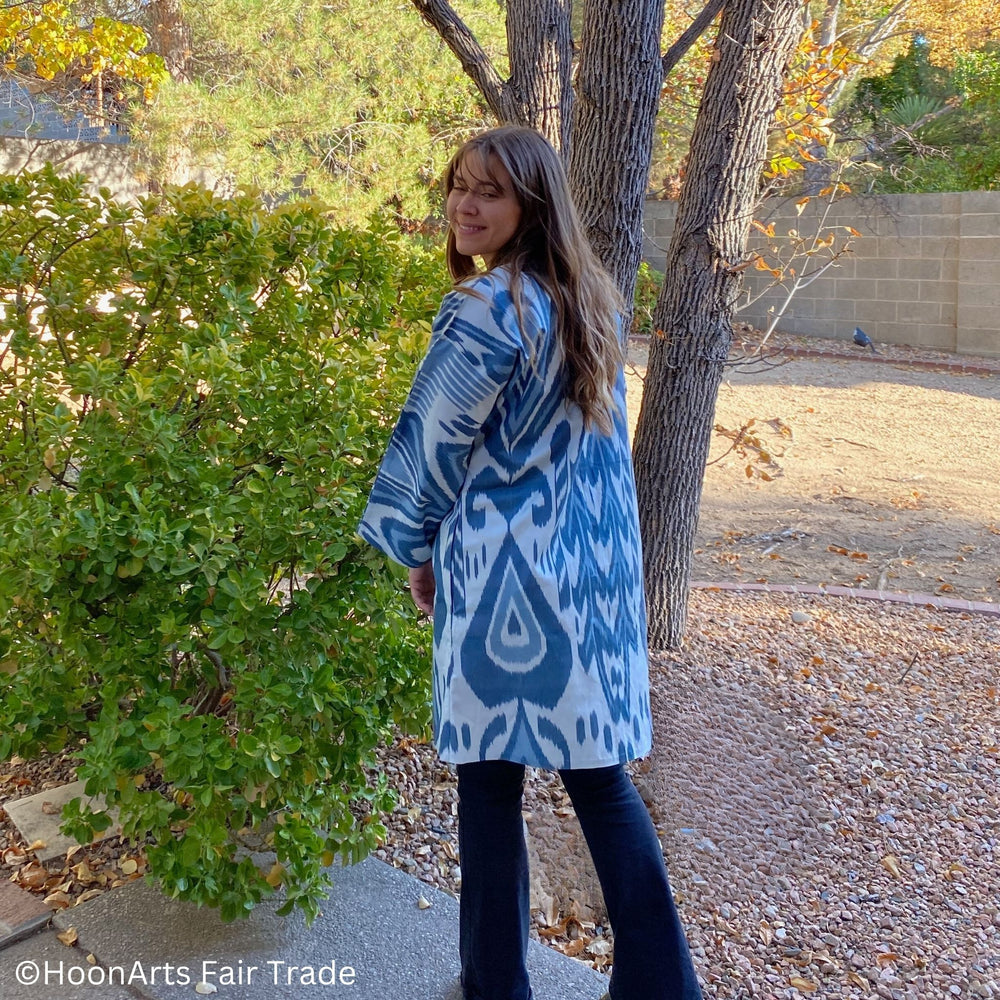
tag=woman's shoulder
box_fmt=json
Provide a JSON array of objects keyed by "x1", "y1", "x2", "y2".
[
  {"x1": 453, "y1": 267, "x2": 549, "y2": 302},
  {"x1": 445, "y1": 268, "x2": 551, "y2": 335}
]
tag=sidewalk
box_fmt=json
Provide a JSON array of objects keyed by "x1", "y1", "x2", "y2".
[{"x1": 0, "y1": 857, "x2": 608, "y2": 1000}]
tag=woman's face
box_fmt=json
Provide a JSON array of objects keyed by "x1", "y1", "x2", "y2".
[{"x1": 447, "y1": 149, "x2": 522, "y2": 267}]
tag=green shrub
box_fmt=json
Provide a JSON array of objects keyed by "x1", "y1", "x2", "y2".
[
  {"x1": 631, "y1": 261, "x2": 665, "y2": 337},
  {"x1": 0, "y1": 167, "x2": 449, "y2": 922}
]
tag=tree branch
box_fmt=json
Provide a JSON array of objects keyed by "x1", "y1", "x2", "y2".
[
  {"x1": 662, "y1": 0, "x2": 725, "y2": 77},
  {"x1": 410, "y1": 0, "x2": 519, "y2": 124}
]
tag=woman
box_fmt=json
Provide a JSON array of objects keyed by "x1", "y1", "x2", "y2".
[{"x1": 359, "y1": 126, "x2": 702, "y2": 1000}]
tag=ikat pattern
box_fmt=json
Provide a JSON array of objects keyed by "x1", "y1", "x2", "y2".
[{"x1": 359, "y1": 271, "x2": 652, "y2": 769}]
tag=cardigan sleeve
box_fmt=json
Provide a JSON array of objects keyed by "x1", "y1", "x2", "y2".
[{"x1": 358, "y1": 278, "x2": 523, "y2": 567}]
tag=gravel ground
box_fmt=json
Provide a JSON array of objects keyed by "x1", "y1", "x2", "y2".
[{"x1": 374, "y1": 587, "x2": 999, "y2": 998}]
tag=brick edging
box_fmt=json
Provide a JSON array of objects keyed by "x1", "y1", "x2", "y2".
[
  {"x1": 690, "y1": 580, "x2": 1000, "y2": 618},
  {"x1": 777, "y1": 345, "x2": 1000, "y2": 376},
  {"x1": 628, "y1": 335, "x2": 1000, "y2": 376}
]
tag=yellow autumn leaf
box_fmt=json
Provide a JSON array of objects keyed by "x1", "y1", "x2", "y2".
[
  {"x1": 789, "y1": 976, "x2": 818, "y2": 991},
  {"x1": 881, "y1": 854, "x2": 902, "y2": 878},
  {"x1": 56, "y1": 926, "x2": 78, "y2": 946},
  {"x1": 264, "y1": 861, "x2": 284, "y2": 887}
]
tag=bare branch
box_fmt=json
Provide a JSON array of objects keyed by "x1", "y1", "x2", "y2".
[
  {"x1": 411, "y1": 0, "x2": 519, "y2": 124},
  {"x1": 662, "y1": 0, "x2": 725, "y2": 78}
]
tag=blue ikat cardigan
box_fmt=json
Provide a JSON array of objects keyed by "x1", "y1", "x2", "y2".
[{"x1": 359, "y1": 269, "x2": 652, "y2": 769}]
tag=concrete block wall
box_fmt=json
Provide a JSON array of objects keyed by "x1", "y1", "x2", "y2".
[
  {"x1": 1, "y1": 137, "x2": 225, "y2": 203},
  {"x1": 642, "y1": 191, "x2": 1000, "y2": 358},
  {"x1": 0, "y1": 137, "x2": 149, "y2": 202}
]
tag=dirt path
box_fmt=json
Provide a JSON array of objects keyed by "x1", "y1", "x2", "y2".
[{"x1": 625, "y1": 342, "x2": 1000, "y2": 603}]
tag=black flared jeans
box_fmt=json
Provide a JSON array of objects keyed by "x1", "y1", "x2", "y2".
[{"x1": 456, "y1": 760, "x2": 703, "y2": 1000}]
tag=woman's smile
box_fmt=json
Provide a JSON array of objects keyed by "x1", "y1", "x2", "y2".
[{"x1": 447, "y1": 150, "x2": 522, "y2": 267}]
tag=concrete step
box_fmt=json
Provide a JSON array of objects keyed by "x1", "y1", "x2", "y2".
[
  {"x1": 1, "y1": 857, "x2": 608, "y2": 1000},
  {"x1": 4, "y1": 781, "x2": 120, "y2": 866}
]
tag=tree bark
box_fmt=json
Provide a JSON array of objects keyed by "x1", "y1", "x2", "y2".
[
  {"x1": 506, "y1": 0, "x2": 573, "y2": 153},
  {"x1": 632, "y1": 0, "x2": 803, "y2": 649},
  {"x1": 148, "y1": 0, "x2": 191, "y2": 82},
  {"x1": 568, "y1": 0, "x2": 664, "y2": 301}
]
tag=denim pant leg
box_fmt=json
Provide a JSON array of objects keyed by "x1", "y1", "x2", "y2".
[
  {"x1": 457, "y1": 760, "x2": 532, "y2": 1000},
  {"x1": 559, "y1": 765, "x2": 703, "y2": 1000}
]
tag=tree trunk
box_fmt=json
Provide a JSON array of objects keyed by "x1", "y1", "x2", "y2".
[
  {"x1": 506, "y1": 0, "x2": 573, "y2": 153},
  {"x1": 632, "y1": 0, "x2": 803, "y2": 649},
  {"x1": 567, "y1": 0, "x2": 664, "y2": 301},
  {"x1": 148, "y1": 0, "x2": 191, "y2": 82},
  {"x1": 412, "y1": 0, "x2": 573, "y2": 154}
]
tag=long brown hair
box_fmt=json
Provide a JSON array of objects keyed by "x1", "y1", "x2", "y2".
[{"x1": 444, "y1": 126, "x2": 624, "y2": 435}]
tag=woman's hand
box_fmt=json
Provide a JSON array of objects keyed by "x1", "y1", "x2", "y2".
[{"x1": 408, "y1": 561, "x2": 436, "y2": 617}]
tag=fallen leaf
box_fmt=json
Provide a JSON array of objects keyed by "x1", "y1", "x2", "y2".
[
  {"x1": 119, "y1": 858, "x2": 138, "y2": 875},
  {"x1": 75, "y1": 889, "x2": 104, "y2": 905},
  {"x1": 41, "y1": 801, "x2": 60, "y2": 815},
  {"x1": 43, "y1": 891, "x2": 73, "y2": 910},
  {"x1": 881, "y1": 854, "x2": 902, "y2": 878},
  {"x1": 586, "y1": 938, "x2": 612, "y2": 956},
  {"x1": 195, "y1": 983, "x2": 218, "y2": 995},
  {"x1": 72, "y1": 861, "x2": 101, "y2": 885},
  {"x1": 17, "y1": 862, "x2": 49, "y2": 888},
  {"x1": 877, "y1": 952, "x2": 900, "y2": 967},
  {"x1": 417, "y1": 895, "x2": 432, "y2": 910},
  {"x1": 789, "y1": 976, "x2": 817, "y2": 991},
  {"x1": 846, "y1": 971, "x2": 867, "y2": 987},
  {"x1": 561, "y1": 939, "x2": 587, "y2": 957},
  {"x1": 56, "y1": 926, "x2": 78, "y2": 947},
  {"x1": 86, "y1": 953, "x2": 97, "y2": 965},
  {"x1": 28, "y1": 839, "x2": 47, "y2": 852}
]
